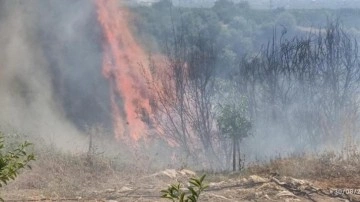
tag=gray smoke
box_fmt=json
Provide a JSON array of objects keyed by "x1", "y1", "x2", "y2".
[{"x1": 0, "y1": 0, "x2": 112, "y2": 150}]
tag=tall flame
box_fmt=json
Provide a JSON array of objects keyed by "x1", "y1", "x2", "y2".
[{"x1": 96, "y1": 0, "x2": 152, "y2": 141}]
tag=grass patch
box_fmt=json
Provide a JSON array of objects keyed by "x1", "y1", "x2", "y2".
[{"x1": 245, "y1": 150, "x2": 360, "y2": 188}]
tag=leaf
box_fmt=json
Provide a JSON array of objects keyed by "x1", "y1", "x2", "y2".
[
  {"x1": 179, "y1": 192, "x2": 185, "y2": 202},
  {"x1": 187, "y1": 195, "x2": 196, "y2": 202},
  {"x1": 202, "y1": 184, "x2": 209, "y2": 190},
  {"x1": 188, "y1": 186, "x2": 198, "y2": 197},
  {"x1": 199, "y1": 174, "x2": 206, "y2": 183},
  {"x1": 189, "y1": 179, "x2": 200, "y2": 187}
]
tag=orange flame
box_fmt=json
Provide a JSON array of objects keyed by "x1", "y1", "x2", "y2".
[{"x1": 96, "y1": 0, "x2": 152, "y2": 141}]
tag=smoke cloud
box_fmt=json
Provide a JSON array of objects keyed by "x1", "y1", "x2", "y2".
[{"x1": 0, "y1": 0, "x2": 111, "y2": 150}]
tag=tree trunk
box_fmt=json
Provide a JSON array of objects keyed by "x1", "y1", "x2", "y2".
[
  {"x1": 237, "y1": 139, "x2": 241, "y2": 171},
  {"x1": 232, "y1": 136, "x2": 236, "y2": 171}
]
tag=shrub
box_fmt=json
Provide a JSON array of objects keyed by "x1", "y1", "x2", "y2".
[
  {"x1": 0, "y1": 133, "x2": 35, "y2": 201},
  {"x1": 161, "y1": 174, "x2": 208, "y2": 202}
]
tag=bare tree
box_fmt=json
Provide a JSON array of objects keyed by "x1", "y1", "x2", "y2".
[
  {"x1": 145, "y1": 12, "x2": 220, "y2": 166},
  {"x1": 237, "y1": 21, "x2": 360, "y2": 150}
]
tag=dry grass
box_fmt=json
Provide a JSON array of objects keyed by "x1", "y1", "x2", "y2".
[
  {"x1": 0, "y1": 128, "x2": 184, "y2": 201},
  {"x1": 3, "y1": 129, "x2": 360, "y2": 200},
  {"x1": 4, "y1": 146, "x2": 119, "y2": 198},
  {"x1": 0, "y1": 131, "x2": 162, "y2": 200},
  {"x1": 245, "y1": 150, "x2": 360, "y2": 188}
]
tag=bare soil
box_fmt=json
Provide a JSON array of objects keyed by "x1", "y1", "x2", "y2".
[{"x1": 3, "y1": 168, "x2": 359, "y2": 202}]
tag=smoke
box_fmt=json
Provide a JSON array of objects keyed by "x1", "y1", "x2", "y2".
[
  {"x1": 2, "y1": 0, "x2": 351, "y2": 167},
  {"x1": 0, "y1": 0, "x2": 111, "y2": 150}
]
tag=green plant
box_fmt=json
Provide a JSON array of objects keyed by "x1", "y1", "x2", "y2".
[
  {"x1": 161, "y1": 174, "x2": 208, "y2": 202},
  {"x1": 217, "y1": 103, "x2": 251, "y2": 171},
  {"x1": 0, "y1": 133, "x2": 35, "y2": 201}
]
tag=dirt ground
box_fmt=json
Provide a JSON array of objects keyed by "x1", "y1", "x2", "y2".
[{"x1": 3, "y1": 169, "x2": 359, "y2": 202}]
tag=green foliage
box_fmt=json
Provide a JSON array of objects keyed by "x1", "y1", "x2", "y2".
[
  {"x1": 0, "y1": 133, "x2": 35, "y2": 201},
  {"x1": 161, "y1": 174, "x2": 208, "y2": 202},
  {"x1": 217, "y1": 104, "x2": 251, "y2": 139},
  {"x1": 217, "y1": 103, "x2": 251, "y2": 170}
]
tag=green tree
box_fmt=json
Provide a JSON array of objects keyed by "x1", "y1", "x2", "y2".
[{"x1": 217, "y1": 104, "x2": 251, "y2": 171}]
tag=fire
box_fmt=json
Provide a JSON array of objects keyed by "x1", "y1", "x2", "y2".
[{"x1": 96, "y1": 0, "x2": 152, "y2": 141}]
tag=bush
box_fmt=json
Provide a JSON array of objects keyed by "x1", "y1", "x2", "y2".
[
  {"x1": 161, "y1": 174, "x2": 208, "y2": 202},
  {"x1": 0, "y1": 132, "x2": 35, "y2": 201}
]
